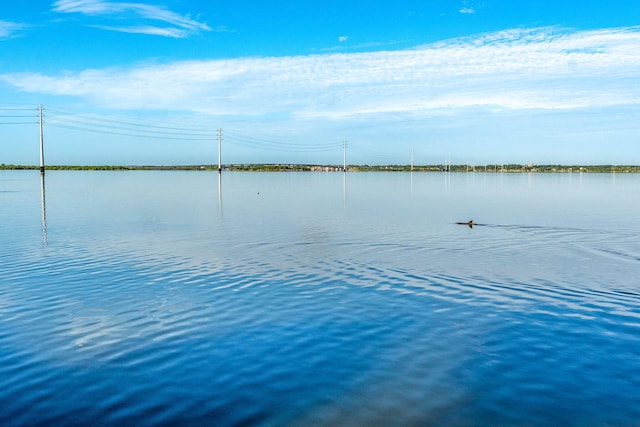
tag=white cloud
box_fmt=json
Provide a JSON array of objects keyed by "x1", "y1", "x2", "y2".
[
  {"x1": 51, "y1": 0, "x2": 212, "y2": 37},
  {"x1": 339, "y1": 35, "x2": 349, "y2": 43},
  {"x1": 90, "y1": 24, "x2": 190, "y2": 38},
  {"x1": 0, "y1": 20, "x2": 27, "y2": 39},
  {"x1": 3, "y1": 27, "x2": 640, "y2": 118},
  {"x1": 459, "y1": 7, "x2": 475, "y2": 14}
]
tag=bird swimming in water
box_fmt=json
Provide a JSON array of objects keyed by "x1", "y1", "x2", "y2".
[{"x1": 456, "y1": 220, "x2": 474, "y2": 228}]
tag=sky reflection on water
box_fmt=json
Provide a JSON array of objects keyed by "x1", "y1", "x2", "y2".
[{"x1": 1, "y1": 170, "x2": 639, "y2": 426}]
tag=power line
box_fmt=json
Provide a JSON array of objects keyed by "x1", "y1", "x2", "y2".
[
  {"x1": 46, "y1": 108, "x2": 212, "y2": 133},
  {"x1": 46, "y1": 123, "x2": 213, "y2": 141},
  {"x1": 349, "y1": 142, "x2": 392, "y2": 160},
  {"x1": 47, "y1": 117, "x2": 213, "y2": 138},
  {"x1": 4, "y1": 105, "x2": 353, "y2": 161},
  {"x1": 0, "y1": 107, "x2": 39, "y2": 125},
  {"x1": 0, "y1": 107, "x2": 37, "y2": 111},
  {"x1": 226, "y1": 130, "x2": 342, "y2": 153},
  {"x1": 44, "y1": 107, "x2": 215, "y2": 141}
]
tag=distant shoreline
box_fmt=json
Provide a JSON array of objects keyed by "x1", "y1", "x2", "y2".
[{"x1": 1, "y1": 164, "x2": 640, "y2": 173}]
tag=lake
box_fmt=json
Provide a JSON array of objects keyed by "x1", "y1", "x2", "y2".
[{"x1": 1, "y1": 170, "x2": 639, "y2": 426}]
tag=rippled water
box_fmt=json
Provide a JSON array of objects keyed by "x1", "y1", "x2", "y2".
[{"x1": 1, "y1": 170, "x2": 639, "y2": 426}]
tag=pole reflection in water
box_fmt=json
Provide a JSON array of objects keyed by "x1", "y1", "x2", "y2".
[
  {"x1": 342, "y1": 171, "x2": 347, "y2": 207},
  {"x1": 443, "y1": 168, "x2": 451, "y2": 193},
  {"x1": 40, "y1": 172, "x2": 48, "y2": 246},
  {"x1": 217, "y1": 171, "x2": 223, "y2": 222}
]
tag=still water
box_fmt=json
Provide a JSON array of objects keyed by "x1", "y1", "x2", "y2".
[{"x1": 1, "y1": 170, "x2": 639, "y2": 426}]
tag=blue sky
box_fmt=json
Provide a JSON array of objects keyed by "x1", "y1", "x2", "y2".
[{"x1": 1, "y1": 0, "x2": 639, "y2": 166}]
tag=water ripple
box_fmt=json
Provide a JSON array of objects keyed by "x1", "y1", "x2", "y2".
[{"x1": 2, "y1": 171, "x2": 640, "y2": 425}]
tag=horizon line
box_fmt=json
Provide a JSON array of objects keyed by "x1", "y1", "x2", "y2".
[{"x1": 2, "y1": 163, "x2": 640, "y2": 171}]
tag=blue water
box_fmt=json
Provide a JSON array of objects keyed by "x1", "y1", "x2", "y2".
[{"x1": 1, "y1": 170, "x2": 639, "y2": 426}]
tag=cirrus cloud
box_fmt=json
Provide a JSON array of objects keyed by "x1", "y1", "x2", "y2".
[
  {"x1": 2, "y1": 26, "x2": 640, "y2": 118},
  {"x1": 0, "y1": 20, "x2": 28, "y2": 40},
  {"x1": 51, "y1": 0, "x2": 213, "y2": 38}
]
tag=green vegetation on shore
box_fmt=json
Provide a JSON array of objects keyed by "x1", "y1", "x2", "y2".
[{"x1": 2, "y1": 163, "x2": 640, "y2": 173}]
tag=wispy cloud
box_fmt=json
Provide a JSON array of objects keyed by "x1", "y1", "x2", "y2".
[
  {"x1": 459, "y1": 0, "x2": 482, "y2": 14},
  {"x1": 0, "y1": 20, "x2": 28, "y2": 40},
  {"x1": 3, "y1": 26, "x2": 640, "y2": 117},
  {"x1": 51, "y1": 0, "x2": 212, "y2": 38}
]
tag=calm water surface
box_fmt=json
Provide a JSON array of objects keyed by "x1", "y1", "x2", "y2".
[{"x1": 1, "y1": 170, "x2": 639, "y2": 426}]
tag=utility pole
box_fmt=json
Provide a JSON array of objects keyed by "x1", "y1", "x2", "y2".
[
  {"x1": 217, "y1": 128, "x2": 222, "y2": 173},
  {"x1": 343, "y1": 140, "x2": 347, "y2": 172},
  {"x1": 39, "y1": 105, "x2": 45, "y2": 175}
]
